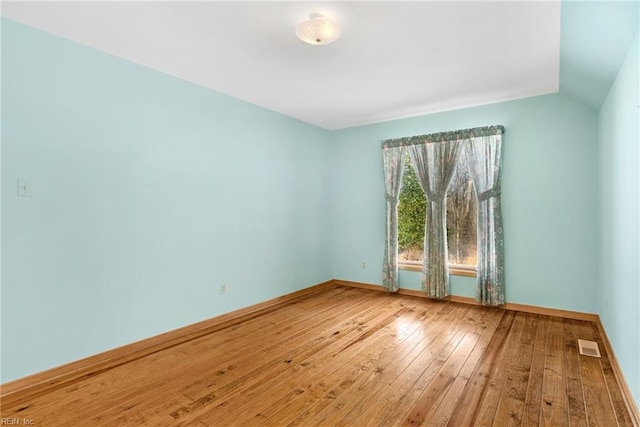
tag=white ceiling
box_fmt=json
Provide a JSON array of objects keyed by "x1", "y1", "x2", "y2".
[{"x1": 1, "y1": 1, "x2": 561, "y2": 130}]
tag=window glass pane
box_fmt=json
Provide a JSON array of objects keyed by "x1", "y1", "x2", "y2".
[
  {"x1": 398, "y1": 155, "x2": 425, "y2": 262},
  {"x1": 397, "y1": 151, "x2": 477, "y2": 267},
  {"x1": 446, "y1": 149, "x2": 477, "y2": 266}
]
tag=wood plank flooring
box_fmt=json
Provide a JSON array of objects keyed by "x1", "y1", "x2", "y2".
[{"x1": 0, "y1": 285, "x2": 634, "y2": 426}]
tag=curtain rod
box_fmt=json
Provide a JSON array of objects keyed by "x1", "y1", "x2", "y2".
[{"x1": 381, "y1": 125, "x2": 505, "y2": 149}]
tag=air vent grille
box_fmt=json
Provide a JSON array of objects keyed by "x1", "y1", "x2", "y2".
[{"x1": 578, "y1": 339, "x2": 601, "y2": 358}]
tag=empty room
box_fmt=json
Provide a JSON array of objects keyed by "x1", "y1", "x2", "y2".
[{"x1": 1, "y1": 1, "x2": 639, "y2": 425}]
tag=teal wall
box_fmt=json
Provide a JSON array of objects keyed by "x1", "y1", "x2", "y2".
[
  {"x1": 1, "y1": 19, "x2": 332, "y2": 382},
  {"x1": 329, "y1": 93, "x2": 599, "y2": 313},
  {"x1": 598, "y1": 33, "x2": 640, "y2": 403}
]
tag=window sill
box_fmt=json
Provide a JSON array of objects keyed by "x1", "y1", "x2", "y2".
[{"x1": 398, "y1": 262, "x2": 477, "y2": 278}]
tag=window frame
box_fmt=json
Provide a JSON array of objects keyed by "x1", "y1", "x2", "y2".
[{"x1": 396, "y1": 152, "x2": 478, "y2": 278}]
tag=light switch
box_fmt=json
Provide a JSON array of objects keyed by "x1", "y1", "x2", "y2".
[{"x1": 18, "y1": 179, "x2": 32, "y2": 197}]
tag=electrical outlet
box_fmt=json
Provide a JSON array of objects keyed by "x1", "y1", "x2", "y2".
[
  {"x1": 361, "y1": 261, "x2": 366, "y2": 269},
  {"x1": 220, "y1": 283, "x2": 227, "y2": 295}
]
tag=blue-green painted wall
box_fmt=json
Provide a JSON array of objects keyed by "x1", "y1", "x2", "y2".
[
  {"x1": 1, "y1": 19, "x2": 332, "y2": 382},
  {"x1": 598, "y1": 33, "x2": 640, "y2": 403},
  {"x1": 328, "y1": 93, "x2": 599, "y2": 313}
]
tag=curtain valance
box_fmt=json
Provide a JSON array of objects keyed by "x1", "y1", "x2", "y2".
[{"x1": 381, "y1": 125, "x2": 504, "y2": 149}]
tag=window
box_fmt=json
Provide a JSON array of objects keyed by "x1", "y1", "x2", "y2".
[{"x1": 398, "y1": 150, "x2": 477, "y2": 275}]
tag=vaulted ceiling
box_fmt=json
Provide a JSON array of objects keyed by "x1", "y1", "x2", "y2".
[{"x1": 2, "y1": 1, "x2": 638, "y2": 130}]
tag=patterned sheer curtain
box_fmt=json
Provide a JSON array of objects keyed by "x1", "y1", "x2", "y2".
[
  {"x1": 465, "y1": 132, "x2": 505, "y2": 306},
  {"x1": 382, "y1": 146, "x2": 405, "y2": 292},
  {"x1": 406, "y1": 141, "x2": 461, "y2": 298}
]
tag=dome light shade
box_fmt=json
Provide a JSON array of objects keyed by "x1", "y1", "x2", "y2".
[{"x1": 296, "y1": 14, "x2": 341, "y2": 45}]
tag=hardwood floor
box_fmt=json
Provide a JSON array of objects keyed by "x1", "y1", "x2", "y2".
[{"x1": 1, "y1": 285, "x2": 634, "y2": 426}]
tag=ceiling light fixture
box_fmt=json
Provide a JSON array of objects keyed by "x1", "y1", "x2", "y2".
[{"x1": 296, "y1": 13, "x2": 341, "y2": 46}]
